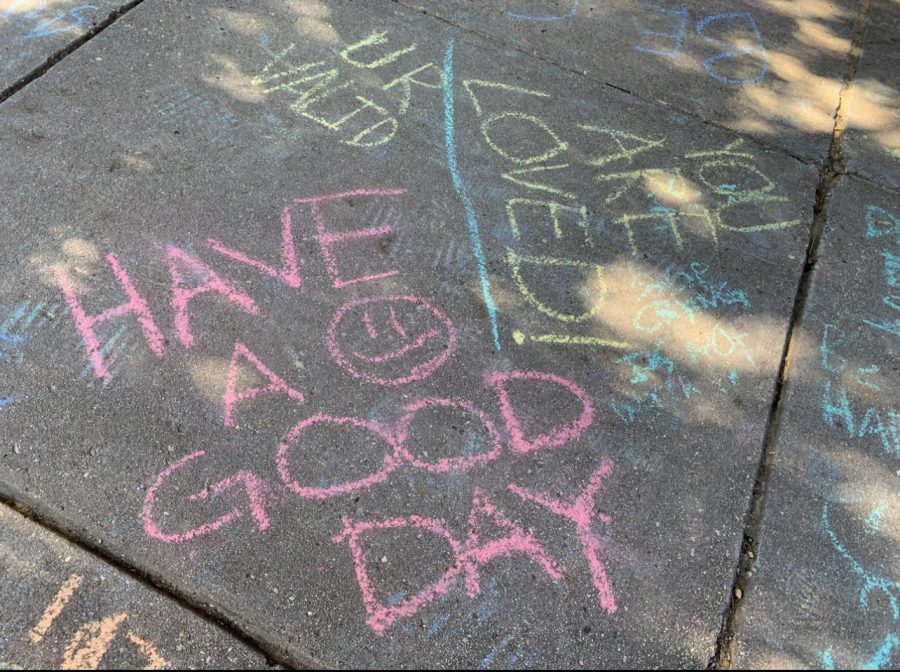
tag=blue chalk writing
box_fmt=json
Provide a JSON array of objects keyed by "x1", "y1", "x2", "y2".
[
  {"x1": 822, "y1": 381, "x2": 899, "y2": 455},
  {"x1": 443, "y1": 40, "x2": 502, "y2": 351},
  {"x1": 882, "y1": 251, "x2": 900, "y2": 288},
  {"x1": 636, "y1": 2, "x2": 688, "y2": 58},
  {"x1": 820, "y1": 502, "x2": 900, "y2": 669},
  {"x1": 23, "y1": 5, "x2": 96, "y2": 41},
  {"x1": 676, "y1": 262, "x2": 750, "y2": 311},
  {"x1": 867, "y1": 205, "x2": 900, "y2": 244},
  {"x1": 695, "y1": 13, "x2": 768, "y2": 85},
  {"x1": 823, "y1": 503, "x2": 900, "y2": 618},
  {"x1": 478, "y1": 635, "x2": 515, "y2": 670},
  {"x1": 508, "y1": 0, "x2": 579, "y2": 22}
]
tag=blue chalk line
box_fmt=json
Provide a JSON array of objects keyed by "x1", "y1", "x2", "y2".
[{"x1": 443, "y1": 41, "x2": 502, "y2": 351}]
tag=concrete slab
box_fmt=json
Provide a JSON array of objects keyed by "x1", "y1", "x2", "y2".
[
  {"x1": 0, "y1": 0, "x2": 132, "y2": 92},
  {"x1": 0, "y1": 503, "x2": 273, "y2": 669},
  {"x1": 401, "y1": 0, "x2": 860, "y2": 162},
  {"x1": 843, "y1": 0, "x2": 900, "y2": 191},
  {"x1": 736, "y1": 177, "x2": 900, "y2": 668},
  {"x1": 0, "y1": 0, "x2": 818, "y2": 667}
]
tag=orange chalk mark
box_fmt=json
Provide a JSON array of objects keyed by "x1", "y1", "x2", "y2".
[
  {"x1": 61, "y1": 613, "x2": 127, "y2": 670},
  {"x1": 127, "y1": 630, "x2": 168, "y2": 670},
  {"x1": 29, "y1": 573, "x2": 84, "y2": 644}
]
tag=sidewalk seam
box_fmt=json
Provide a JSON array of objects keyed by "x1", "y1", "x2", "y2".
[
  {"x1": 391, "y1": 0, "x2": 820, "y2": 170},
  {"x1": 0, "y1": 482, "x2": 316, "y2": 670},
  {"x1": 0, "y1": 0, "x2": 148, "y2": 107},
  {"x1": 708, "y1": 0, "x2": 872, "y2": 668}
]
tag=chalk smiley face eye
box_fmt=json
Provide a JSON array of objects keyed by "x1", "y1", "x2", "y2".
[{"x1": 327, "y1": 295, "x2": 457, "y2": 386}]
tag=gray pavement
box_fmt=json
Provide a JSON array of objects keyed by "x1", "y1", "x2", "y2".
[
  {"x1": 0, "y1": 502, "x2": 273, "y2": 669},
  {"x1": 0, "y1": 0, "x2": 895, "y2": 669}
]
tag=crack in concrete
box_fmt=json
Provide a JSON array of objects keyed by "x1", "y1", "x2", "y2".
[
  {"x1": 0, "y1": 482, "x2": 309, "y2": 670},
  {"x1": 390, "y1": 0, "x2": 822, "y2": 170},
  {"x1": 708, "y1": 0, "x2": 873, "y2": 668},
  {"x1": 0, "y1": 0, "x2": 149, "y2": 107}
]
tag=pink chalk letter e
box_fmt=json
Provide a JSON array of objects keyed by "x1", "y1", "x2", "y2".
[{"x1": 297, "y1": 189, "x2": 406, "y2": 289}]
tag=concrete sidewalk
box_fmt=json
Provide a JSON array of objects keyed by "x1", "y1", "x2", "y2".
[{"x1": 0, "y1": 0, "x2": 895, "y2": 668}]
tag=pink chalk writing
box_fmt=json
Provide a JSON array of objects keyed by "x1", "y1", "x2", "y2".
[
  {"x1": 222, "y1": 341, "x2": 305, "y2": 428},
  {"x1": 327, "y1": 295, "x2": 457, "y2": 386},
  {"x1": 486, "y1": 370, "x2": 595, "y2": 453},
  {"x1": 509, "y1": 459, "x2": 617, "y2": 614},
  {"x1": 208, "y1": 206, "x2": 303, "y2": 289},
  {"x1": 333, "y1": 490, "x2": 563, "y2": 635},
  {"x1": 277, "y1": 414, "x2": 402, "y2": 499},
  {"x1": 143, "y1": 451, "x2": 270, "y2": 543},
  {"x1": 299, "y1": 189, "x2": 407, "y2": 289},
  {"x1": 55, "y1": 253, "x2": 165, "y2": 381},
  {"x1": 166, "y1": 245, "x2": 260, "y2": 348},
  {"x1": 395, "y1": 397, "x2": 502, "y2": 473}
]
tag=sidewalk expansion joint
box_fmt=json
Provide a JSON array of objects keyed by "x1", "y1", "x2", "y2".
[
  {"x1": 391, "y1": 0, "x2": 822, "y2": 172},
  {"x1": 0, "y1": 0, "x2": 148, "y2": 107},
  {"x1": 0, "y1": 481, "x2": 312, "y2": 670},
  {"x1": 708, "y1": 0, "x2": 872, "y2": 668}
]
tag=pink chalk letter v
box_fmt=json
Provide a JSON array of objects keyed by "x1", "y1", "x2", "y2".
[{"x1": 166, "y1": 245, "x2": 259, "y2": 348}]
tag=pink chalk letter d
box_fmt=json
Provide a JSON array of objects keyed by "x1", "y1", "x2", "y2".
[
  {"x1": 55, "y1": 253, "x2": 165, "y2": 381},
  {"x1": 166, "y1": 245, "x2": 259, "y2": 348},
  {"x1": 486, "y1": 370, "x2": 595, "y2": 454},
  {"x1": 143, "y1": 451, "x2": 270, "y2": 543},
  {"x1": 208, "y1": 205, "x2": 302, "y2": 289},
  {"x1": 223, "y1": 341, "x2": 305, "y2": 427}
]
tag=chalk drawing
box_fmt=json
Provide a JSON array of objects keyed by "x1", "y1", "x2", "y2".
[
  {"x1": 822, "y1": 381, "x2": 898, "y2": 456},
  {"x1": 334, "y1": 490, "x2": 563, "y2": 635},
  {"x1": 395, "y1": 397, "x2": 503, "y2": 473},
  {"x1": 328, "y1": 295, "x2": 457, "y2": 387},
  {"x1": 486, "y1": 370, "x2": 595, "y2": 454},
  {"x1": 29, "y1": 573, "x2": 167, "y2": 669},
  {"x1": 635, "y1": 2, "x2": 688, "y2": 59},
  {"x1": 29, "y1": 574, "x2": 84, "y2": 644},
  {"x1": 820, "y1": 502, "x2": 900, "y2": 669},
  {"x1": 277, "y1": 415, "x2": 402, "y2": 500},
  {"x1": 510, "y1": 459, "x2": 618, "y2": 613},
  {"x1": 866, "y1": 206, "x2": 900, "y2": 244},
  {"x1": 143, "y1": 451, "x2": 270, "y2": 543},
  {"x1": 222, "y1": 341, "x2": 305, "y2": 428},
  {"x1": 506, "y1": 249, "x2": 605, "y2": 323},
  {"x1": 444, "y1": 42, "x2": 502, "y2": 351},
  {"x1": 56, "y1": 253, "x2": 165, "y2": 381},
  {"x1": 339, "y1": 31, "x2": 417, "y2": 70},
  {"x1": 166, "y1": 245, "x2": 259, "y2": 348},
  {"x1": 507, "y1": 0, "x2": 580, "y2": 22},
  {"x1": 2, "y1": 2, "x2": 97, "y2": 41},
  {"x1": 696, "y1": 13, "x2": 769, "y2": 85}
]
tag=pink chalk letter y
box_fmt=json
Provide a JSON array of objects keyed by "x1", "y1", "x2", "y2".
[
  {"x1": 333, "y1": 490, "x2": 562, "y2": 635},
  {"x1": 509, "y1": 459, "x2": 617, "y2": 614},
  {"x1": 166, "y1": 245, "x2": 259, "y2": 348},
  {"x1": 222, "y1": 341, "x2": 305, "y2": 427},
  {"x1": 55, "y1": 253, "x2": 165, "y2": 381}
]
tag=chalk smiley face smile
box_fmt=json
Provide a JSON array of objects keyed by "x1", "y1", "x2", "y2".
[{"x1": 327, "y1": 295, "x2": 457, "y2": 386}]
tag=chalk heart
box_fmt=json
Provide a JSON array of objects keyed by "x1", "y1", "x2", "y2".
[{"x1": 327, "y1": 295, "x2": 458, "y2": 386}]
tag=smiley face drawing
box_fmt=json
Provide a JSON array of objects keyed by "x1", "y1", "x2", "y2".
[{"x1": 327, "y1": 295, "x2": 458, "y2": 386}]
